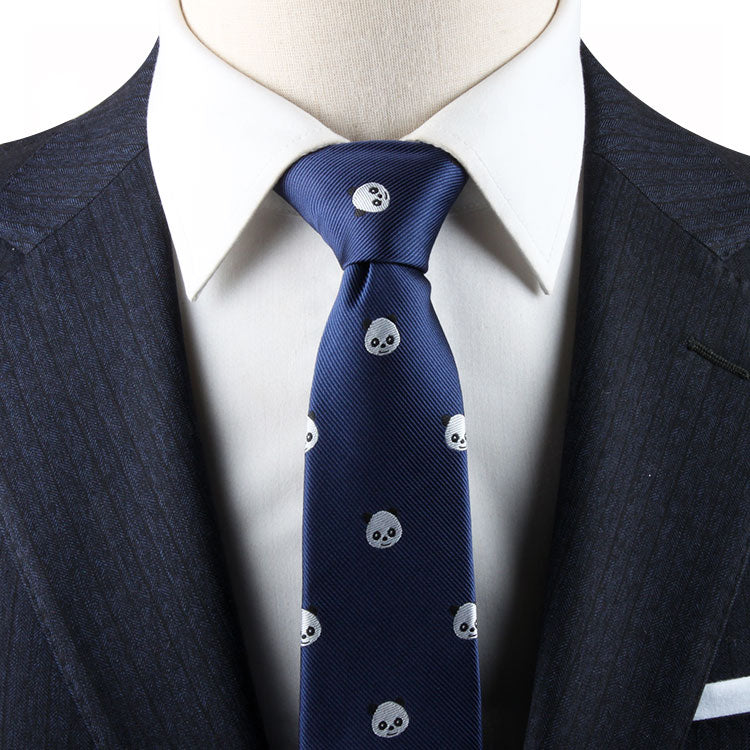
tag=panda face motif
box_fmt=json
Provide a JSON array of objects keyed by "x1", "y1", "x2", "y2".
[
  {"x1": 305, "y1": 411, "x2": 318, "y2": 453},
  {"x1": 300, "y1": 608, "x2": 321, "y2": 647},
  {"x1": 369, "y1": 700, "x2": 409, "y2": 738},
  {"x1": 350, "y1": 182, "x2": 390, "y2": 216},
  {"x1": 363, "y1": 509, "x2": 402, "y2": 549},
  {"x1": 450, "y1": 602, "x2": 478, "y2": 640},
  {"x1": 442, "y1": 413, "x2": 467, "y2": 451},
  {"x1": 364, "y1": 316, "x2": 400, "y2": 356}
]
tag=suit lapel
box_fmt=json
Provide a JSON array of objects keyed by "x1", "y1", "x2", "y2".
[
  {"x1": 523, "y1": 45, "x2": 750, "y2": 748},
  {"x1": 1, "y1": 35, "x2": 747, "y2": 750},
  {"x1": 0, "y1": 42, "x2": 267, "y2": 748}
]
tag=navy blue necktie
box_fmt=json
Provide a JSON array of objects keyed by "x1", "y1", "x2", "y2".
[{"x1": 274, "y1": 140, "x2": 482, "y2": 749}]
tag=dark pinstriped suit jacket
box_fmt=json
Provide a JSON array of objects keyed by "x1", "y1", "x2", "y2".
[{"x1": 0, "y1": 39, "x2": 748, "y2": 749}]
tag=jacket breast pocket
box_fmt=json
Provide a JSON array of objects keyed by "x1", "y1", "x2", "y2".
[
  {"x1": 684, "y1": 561, "x2": 750, "y2": 748},
  {"x1": 693, "y1": 676, "x2": 750, "y2": 721},
  {"x1": 685, "y1": 707, "x2": 750, "y2": 750}
]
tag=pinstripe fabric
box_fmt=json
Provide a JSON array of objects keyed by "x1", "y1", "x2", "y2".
[
  {"x1": 0, "y1": 43, "x2": 267, "y2": 749},
  {"x1": 523, "y1": 49, "x2": 750, "y2": 749},
  {"x1": 685, "y1": 551, "x2": 750, "y2": 747},
  {"x1": 0, "y1": 540, "x2": 95, "y2": 749},
  {"x1": 583, "y1": 58, "x2": 750, "y2": 263},
  {"x1": 0, "y1": 36, "x2": 747, "y2": 749}
]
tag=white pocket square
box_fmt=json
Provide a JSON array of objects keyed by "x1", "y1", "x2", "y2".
[{"x1": 694, "y1": 675, "x2": 750, "y2": 721}]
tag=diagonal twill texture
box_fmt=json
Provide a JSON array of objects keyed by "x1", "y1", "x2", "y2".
[{"x1": 274, "y1": 140, "x2": 482, "y2": 749}]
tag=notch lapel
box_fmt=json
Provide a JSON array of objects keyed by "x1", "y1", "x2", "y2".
[
  {"x1": 0, "y1": 42, "x2": 267, "y2": 748},
  {"x1": 523, "y1": 46, "x2": 750, "y2": 748}
]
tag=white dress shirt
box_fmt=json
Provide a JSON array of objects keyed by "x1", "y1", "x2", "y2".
[{"x1": 146, "y1": 0, "x2": 585, "y2": 746}]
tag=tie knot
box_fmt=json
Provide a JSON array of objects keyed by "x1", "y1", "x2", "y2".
[{"x1": 274, "y1": 140, "x2": 467, "y2": 272}]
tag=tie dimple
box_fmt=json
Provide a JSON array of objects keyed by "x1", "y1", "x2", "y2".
[
  {"x1": 274, "y1": 139, "x2": 467, "y2": 272},
  {"x1": 274, "y1": 139, "x2": 482, "y2": 749}
]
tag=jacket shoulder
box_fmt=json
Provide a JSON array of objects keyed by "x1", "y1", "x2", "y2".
[
  {"x1": 581, "y1": 42, "x2": 750, "y2": 280},
  {"x1": 0, "y1": 41, "x2": 159, "y2": 260}
]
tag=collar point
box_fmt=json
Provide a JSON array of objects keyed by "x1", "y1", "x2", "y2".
[{"x1": 176, "y1": 262, "x2": 209, "y2": 302}]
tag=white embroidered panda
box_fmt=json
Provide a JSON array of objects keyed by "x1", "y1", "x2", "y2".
[
  {"x1": 442, "y1": 413, "x2": 467, "y2": 451},
  {"x1": 363, "y1": 509, "x2": 402, "y2": 549},
  {"x1": 348, "y1": 182, "x2": 391, "y2": 216},
  {"x1": 450, "y1": 602, "x2": 478, "y2": 640},
  {"x1": 300, "y1": 607, "x2": 322, "y2": 647},
  {"x1": 369, "y1": 699, "x2": 409, "y2": 738},
  {"x1": 305, "y1": 411, "x2": 319, "y2": 453},
  {"x1": 364, "y1": 316, "x2": 400, "y2": 356}
]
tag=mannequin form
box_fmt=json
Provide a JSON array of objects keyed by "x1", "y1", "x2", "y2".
[{"x1": 179, "y1": 0, "x2": 559, "y2": 140}]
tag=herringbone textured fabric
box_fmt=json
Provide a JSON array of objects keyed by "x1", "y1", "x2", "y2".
[
  {"x1": 0, "y1": 37, "x2": 748, "y2": 750},
  {"x1": 0, "y1": 44, "x2": 268, "y2": 749},
  {"x1": 523, "y1": 51, "x2": 750, "y2": 750}
]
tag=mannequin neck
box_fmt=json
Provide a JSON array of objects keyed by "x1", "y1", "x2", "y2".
[{"x1": 179, "y1": 0, "x2": 559, "y2": 141}]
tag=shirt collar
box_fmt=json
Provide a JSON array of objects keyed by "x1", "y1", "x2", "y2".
[{"x1": 147, "y1": 0, "x2": 584, "y2": 302}]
